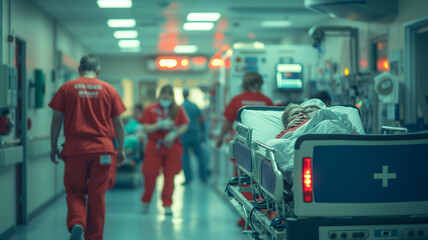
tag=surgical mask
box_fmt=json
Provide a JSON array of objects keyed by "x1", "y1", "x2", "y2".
[{"x1": 160, "y1": 99, "x2": 172, "y2": 108}]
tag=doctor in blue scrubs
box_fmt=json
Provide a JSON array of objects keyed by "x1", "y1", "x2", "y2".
[{"x1": 180, "y1": 88, "x2": 208, "y2": 185}]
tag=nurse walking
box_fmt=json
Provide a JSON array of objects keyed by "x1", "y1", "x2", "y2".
[
  {"x1": 49, "y1": 54, "x2": 126, "y2": 240},
  {"x1": 139, "y1": 85, "x2": 189, "y2": 215}
]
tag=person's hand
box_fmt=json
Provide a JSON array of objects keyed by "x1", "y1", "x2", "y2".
[
  {"x1": 158, "y1": 118, "x2": 174, "y2": 130},
  {"x1": 116, "y1": 150, "x2": 126, "y2": 167},
  {"x1": 216, "y1": 136, "x2": 222, "y2": 148},
  {"x1": 163, "y1": 130, "x2": 177, "y2": 148},
  {"x1": 50, "y1": 147, "x2": 60, "y2": 164},
  {"x1": 287, "y1": 117, "x2": 305, "y2": 129}
]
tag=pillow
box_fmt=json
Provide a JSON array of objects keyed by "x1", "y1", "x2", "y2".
[{"x1": 241, "y1": 109, "x2": 284, "y2": 143}]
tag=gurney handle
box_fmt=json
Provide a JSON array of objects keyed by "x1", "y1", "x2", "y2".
[{"x1": 381, "y1": 126, "x2": 408, "y2": 134}]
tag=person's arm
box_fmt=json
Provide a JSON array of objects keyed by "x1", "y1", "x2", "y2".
[
  {"x1": 142, "y1": 118, "x2": 174, "y2": 135},
  {"x1": 50, "y1": 111, "x2": 64, "y2": 164},
  {"x1": 176, "y1": 123, "x2": 188, "y2": 136},
  {"x1": 112, "y1": 116, "x2": 126, "y2": 166},
  {"x1": 216, "y1": 119, "x2": 233, "y2": 148},
  {"x1": 163, "y1": 124, "x2": 188, "y2": 147},
  {"x1": 198, "y1": 115, "x2": 205, "y2": 141},
  {"x1": 142, "y1": 122, "x2": 162, "y2": 134}
]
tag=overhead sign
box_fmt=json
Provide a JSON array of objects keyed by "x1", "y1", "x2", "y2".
[{"x1": 146, "y1": 56, "x2": 207, "y2": 72}]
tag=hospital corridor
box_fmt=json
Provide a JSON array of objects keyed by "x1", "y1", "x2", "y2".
[
  {"x1": 8, "y1": 172, "x2": 248, "y2": 240},
  {"x1": 1, "y1": 0, "x2": 428, "y2": 240}
]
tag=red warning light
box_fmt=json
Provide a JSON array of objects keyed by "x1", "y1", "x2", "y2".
[
  {"x1": 158, "y1": 58, "x2": 178, "y2": 69},
  {"x1": 215, "y1": 33, "x2": 224, "y2": 39},
  {"x1": 221, "y1": 45, "x2": 230, "y2": 52},
  {"x1": 156, "y1": 56, "x2": 189, "y2": 70},
  {"x1": 377, "y1": 58, "x2": 389, "y2": 72},
  {"x1": 181, "y1": 58, "x2": 189, "y2": 67},
  {"x1": 209, "y1": 58, "x2": 224, "y2": 69},
  {"x1": 303, "y1": 157, "x2": 313, "y2": 202}
]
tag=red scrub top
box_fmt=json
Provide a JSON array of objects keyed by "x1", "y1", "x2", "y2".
[
  {"x1": 49, "y1": 77, "x2": 126, "y2": 156},
  {"x1": 275, "y1": 119, "x2": 309, "y2": 138},
  {"x1": 223, "y1": 92, "x2": 274, "y2": 122},
  {"x1": 139, "y1": 102, "x2": 189, "y2": 141}
]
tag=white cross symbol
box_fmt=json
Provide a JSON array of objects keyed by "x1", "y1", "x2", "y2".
[{"x1": 373, "y1": 165, "x2": 396, "y2": 187}]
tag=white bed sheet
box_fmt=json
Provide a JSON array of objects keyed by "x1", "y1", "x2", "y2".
[
  {"x1": 241, "y1": 109, "x2": 284, "y2": 143},
  {"x1": 240, "y1": 106, "x2": 365, "y2": 144}
]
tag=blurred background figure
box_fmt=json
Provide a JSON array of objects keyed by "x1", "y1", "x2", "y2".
[
  {"x1": 116, "y1": 104, "x2": 145, "y2": 188},
  {"x1": 311, "y1": 90, "x2": 331, "y2": 105},
  {"x1": 180, "y1": 87, "x2": 208, "y2": 186},
  {"x1": 216, "y1": 71, "x2": 274, "y2": 147},
  {"x1": 125, "y1": 104, "x2": 143, "y2": 134}
]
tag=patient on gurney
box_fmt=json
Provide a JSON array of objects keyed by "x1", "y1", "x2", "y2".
[
  {"x1": 267, "y1": 102, "x2": 358, "y2": 184},
  {"x1": 275, "y1": 99, "x2": 326, "y2": 138}
]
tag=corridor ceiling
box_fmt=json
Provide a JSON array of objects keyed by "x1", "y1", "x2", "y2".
[{"x1": 28, "y1": 0, "x2": 329, "y2": 56}]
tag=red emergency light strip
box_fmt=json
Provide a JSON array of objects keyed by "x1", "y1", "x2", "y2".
[{"x1": 303, "y1": 157, "x2": 313, "y2": 202}]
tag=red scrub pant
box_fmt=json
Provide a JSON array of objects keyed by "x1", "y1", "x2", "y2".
[
  {"x1": 141, "y1": 141, "x2": 183, "y2": 207},
  {"x1": 63, "y1": 153, "x2": 116, "y2": 240}
]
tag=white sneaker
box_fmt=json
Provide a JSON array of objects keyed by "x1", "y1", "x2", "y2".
[
  {"x1": 70, "y1": 224, "x2": 84, "y2": 240},
  {"x1": 164, "y1": 207, "x2": 173, "y2": 216},
  {"x1": 142, "y1": 202, "x2": 150, "y2": 214}
]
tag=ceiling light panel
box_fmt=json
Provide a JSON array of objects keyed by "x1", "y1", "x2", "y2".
[
  {"x1": 118, "y1": 40, "x2": 140, "y2": 48},
  {"x1": 186, "y1": 13, "x2": 221, "y2": 21},
  {"x1": 260, "y1": 20, "x2": 292, "y2": 28},
  {"x1": 114, "y1": 30, "x2": 138, "y2": 39},
  {"x1": 97, "y1": 0, "x2": 132, "y2": 8},
  {"x1": 120, "y1": 47, "x2": 141, "y2": 52},
  {"x1": 107, "y1": 19, "x2": 136, "y2": 28},
  {"x1": 183, "y1": 22, "x2": 214, "y2": 31},
  {"x1": 174, "y1": 45, "x2": 198, "y2": 53}
]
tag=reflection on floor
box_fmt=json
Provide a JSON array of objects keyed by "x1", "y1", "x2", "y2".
[{"x1": 10, "y1": 173, "x2": 248, "y2": 240}]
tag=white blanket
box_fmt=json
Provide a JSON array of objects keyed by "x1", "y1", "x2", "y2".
[{"x1": 265, "y1": 108, "x2": 357, "y2": 184}]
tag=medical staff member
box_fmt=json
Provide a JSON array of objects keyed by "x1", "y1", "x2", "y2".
[
  {"x1": 140, "y1": 85, "x2": 188, "y2": 216},
  {"x1": 180, "y1": 87, "x2": 208, "y2": 185},
  {"x1": 215, "y1": 71, "x2": 273, "y2": 229},
  {"x1": 216, "y1": 71, "x2": 274, "y2": 147},
  {"x1": 49, "y1": 54, "x2": 126, "y2": 240}
]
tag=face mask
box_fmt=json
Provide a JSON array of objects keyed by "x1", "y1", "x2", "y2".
[{"x1": 160, "y1": 99, "x2": 172, "y2": 108}]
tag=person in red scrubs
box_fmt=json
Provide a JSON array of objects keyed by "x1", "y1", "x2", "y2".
[
  {"x1": 139, "y1": 85, "x2": 189, "y2": 216},
  {"x1": 215, "y1": 71, "x2": 274, "y2": 229},
  {"x1": 49, "y1": 54, "x2": 126, "y2": 240},
  {"x1": 216, "y1": 71, "x2": 274, "y2": 147}
]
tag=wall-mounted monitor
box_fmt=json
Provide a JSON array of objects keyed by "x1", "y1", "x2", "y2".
[{"x1": 276, "y1": 63, "x2": 303, "y2": 91}]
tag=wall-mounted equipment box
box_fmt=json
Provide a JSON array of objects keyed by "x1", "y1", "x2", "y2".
[
  {"x1": 34, "y1": 69, "x2": 45, "y2": 108},
  {"x1": 0, "y1": 64, "x2": 18, "y2": 109}
]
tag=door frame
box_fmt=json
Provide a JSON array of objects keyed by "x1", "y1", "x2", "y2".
[{"x1": 404, "y1": 16, "x2": 428, "y2": 125}]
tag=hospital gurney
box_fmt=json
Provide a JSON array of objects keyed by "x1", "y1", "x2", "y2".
[{"x1": 226, "y1": 106, "x2": 428, "y2": 240}]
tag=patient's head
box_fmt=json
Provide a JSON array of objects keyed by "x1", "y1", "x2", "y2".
[
  {"x1": 281, "y1": 103, "x2": 309, "y2": 130},
  {"x1": 300, "y1": 98, "x2": 326, "y2": 118}
]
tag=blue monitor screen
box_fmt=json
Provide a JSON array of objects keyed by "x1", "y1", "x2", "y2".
[{"x1": 276, "y1": 63, "x2": 303, "y2": 90}]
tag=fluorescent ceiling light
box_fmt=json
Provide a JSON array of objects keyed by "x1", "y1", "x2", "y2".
[
  {"x1": 114, "y1": 30, "x2": 138, "y2": 39},
  {"x1": 174, "y1": 45, "x2": 198, "y2": 53},
  {"x1": 260, "y1": 20, "x2": 292, "y2": 28},
  {"x1": 186, "y1": 13, "x2": 221, "y2": 21},
  {"x1": 183, "y1": 22, "x2": 214, "y2": 31},
  {"x1": 118, "y1": 40, "x2": 140, "y2": 48},
  {"x1": 120, "y1": 47, "x2": 141, "y2": 52},
  {"x1": 97, "y1": 0, "x2": 132, "y2": 8},
  {"x1": 107, "y1": 19, "x2": 136, "y2": 28}
]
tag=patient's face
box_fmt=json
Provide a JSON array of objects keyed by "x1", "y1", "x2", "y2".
[
  {"x1": 305, "y1": 106, "x2": 321, "y2": 118},
  {"x1": 288, "y1": 107, "x2": 309, "y2": 123}
]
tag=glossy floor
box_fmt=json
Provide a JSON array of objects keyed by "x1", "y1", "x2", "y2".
[{"x1": 10, "y1": 173, "x2": 248, "y2": 240}]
